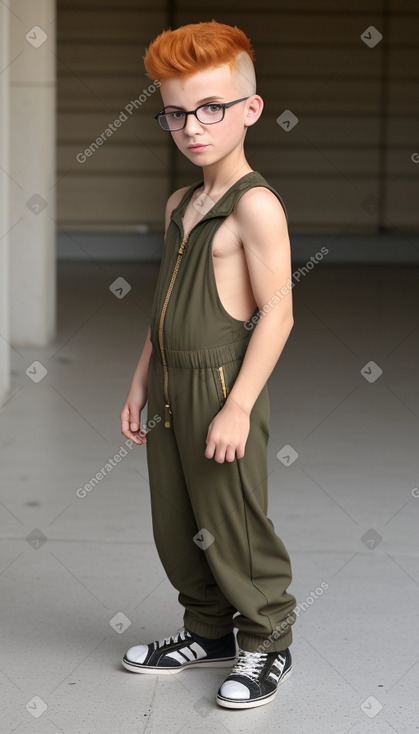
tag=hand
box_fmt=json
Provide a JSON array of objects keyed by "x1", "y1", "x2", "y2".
[
  {"x1": 120, "y1": 386, "x2": 148, "y2": 446},
  {"x1": 204, "y1": 398, "x2": 250, "y2": 463}
]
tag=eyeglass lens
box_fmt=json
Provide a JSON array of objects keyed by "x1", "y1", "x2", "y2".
[{"x1": 160, "y1": 103, "x2": 224, "y2": 131}]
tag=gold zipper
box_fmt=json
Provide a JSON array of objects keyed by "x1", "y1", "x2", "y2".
[
  {"x1": 218, "y1": 366, "x2": 227, "y2": 400},
  {"x1": 158, "y1": 233, "x2": 190, "y2": 427}
]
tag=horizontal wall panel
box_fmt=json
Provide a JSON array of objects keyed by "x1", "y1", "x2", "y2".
[
  {"x1": 56, "y1": 77, "x2": 162, "y2": 105},
  {"x1": 387, "y1": 117, "x2": 419, "y2": 143},
  {"x1": 57, "y1": 11, "x2": 167, "y2": 41},
  {"x1": 242, "y1": 148, "x2": 380, "y2": 180},
  {"x1": 259, "y1": 80, "x2": 382, "y2": 113},
  {"x1": 254, "y1": 47, "x2": 382, "y2": 79},
  {"x1": 176, "y1": 1, "x2": 384, "y2": 11},
  {"x1": 388, "y1": 16, "x2": 419, "y2": 43},
  {"x1": 57, "y1": 111, "x2": 164, "y2": 143},
  {"x1": 378, "y1": 151, "x2": 418, "y2": 178},
  {"x1": 56, "y1": 43, "x2": 154, "y2": 74},
  {"x1": 385, "y1": 183, "x2": 419, "y2": 228},
  {"x1": 387, "y1": 81, "x2": 419, "y2": 113},
  {"x1": 265, "y1": 180, "x2": 381, "y2": 230},
  {"x1": 253, "y1": 115, "x2": 382, "y2": 146},
  {"x1": 57, "y1": 0, "x2": 166, "y2": 8},
  {"x1": 58, "y1": 144, "x2": 170, "y2": 175},
  {"x1": 175, "y1": 12, "x2": 385, "y2": 44},
  {"x1": 388, "y1": 48, "x2": 419, "y2": 74},
  {"x1": 57, "y1": 175, "x2": 167, "y2": 228}
]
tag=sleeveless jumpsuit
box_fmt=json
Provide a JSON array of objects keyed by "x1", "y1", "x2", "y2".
[{"x1": 145, "y1": 170, "x2": 296, "y2": 653}]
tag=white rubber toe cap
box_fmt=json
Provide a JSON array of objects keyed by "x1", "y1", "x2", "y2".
[
  {"x1": 220, "y1": 680, "x2": 250, "y2": 700},
  {"x1": 125, "y1": 644, "x2": 148, "y2": 664}
]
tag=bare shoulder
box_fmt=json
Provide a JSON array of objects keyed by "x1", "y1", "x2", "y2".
[
  {"x1": 164, "y1": 186, "x2": 190, "y2": 235},
  {"x1": 235, "y1": 186, "x2": 288, "y2": 231},
  {"x1": 234, "y1": 186, "x2": 290, "y2": 261}
]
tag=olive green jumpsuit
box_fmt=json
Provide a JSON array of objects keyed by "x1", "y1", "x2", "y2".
[{"x1": 145, "y1": 171, "x2": 296, "y2": 653}]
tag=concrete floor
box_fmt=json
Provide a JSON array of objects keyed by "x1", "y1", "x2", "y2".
[{"x1": 1, "y1": 260, "x2": 419, "y2": 734}]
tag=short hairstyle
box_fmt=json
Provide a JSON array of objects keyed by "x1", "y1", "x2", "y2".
[{"x1": 143, "y1": 19, "x2": 254, "y2": 81}]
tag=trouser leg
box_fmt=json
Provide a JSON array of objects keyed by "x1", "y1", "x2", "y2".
[
  {"x1": 145, "y1": 353, "x2": 236, "y2": 637},
  {"x1": 169, "y1": 357, "x2": 296, "y2": 653}
]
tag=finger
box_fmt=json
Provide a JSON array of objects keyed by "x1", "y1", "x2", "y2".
[
  {"x1": 205, "y1": 420, "x2": 214, "y2": 444},
  {"x1": 214, "y1": 444, "x2": 227, "y2": 464},
  {"x1": 225, "y1": 445, "x2": 236, "y2": 462},
  {"x1": 127, "y1": 430, "x2": 144, "y2": 444},
  {"x1": 204, "y1": 439, "x2": 216, "y2": 459},
  {"x1": 121, "y1": 420, "x2": 145, "y2": 444},
  {"x1": 121, "y1": 409, "x2": 139, "y2": 433},
  {"x1": 235, "y1": 443, "x2": 245, "y2": 460}
]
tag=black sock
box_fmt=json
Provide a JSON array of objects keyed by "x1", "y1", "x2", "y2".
[{"x1": 189, "y1": 629, "x2": 234, "y2": 652}]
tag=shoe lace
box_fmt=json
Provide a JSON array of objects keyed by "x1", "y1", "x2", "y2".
[
  {"x1": 155, "y1": 626, "x2": 189, "y2": 650},
  {"x1": 231, "y1": 650, "x2": 268, "y2": 682}
]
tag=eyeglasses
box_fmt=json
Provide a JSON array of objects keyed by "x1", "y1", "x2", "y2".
[{"x1": 154, "y1": 97, "x2": 250, "y2": 131}]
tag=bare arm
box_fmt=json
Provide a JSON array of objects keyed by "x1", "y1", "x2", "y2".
[
  {"x1": 205, "y1": 187, "x2": 293, "y2": 462},
  {"x1": 120, "y1": 326, "x2": 153, "y2": 444},
  {"x1": 120, "y1": 186, "x2": 190, "y2": 444},
  {"x1": 226, "y1": 188, "x2": 293, "y2": 414}
]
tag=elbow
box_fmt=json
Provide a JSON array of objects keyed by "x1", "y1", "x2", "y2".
[{"x1": 287, "y1": 316, "x2": 294, "y2": 337}]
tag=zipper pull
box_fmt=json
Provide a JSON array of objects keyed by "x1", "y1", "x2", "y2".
[
  {"x1": 178, "y1": 233, "x2": 189, "y2": 255},
  {"x1": 164, "y1": 404, "x2": 171, "y2": 428},
  {"x1": 218, "y1": 366, "x2": 227, "y2": 399}
]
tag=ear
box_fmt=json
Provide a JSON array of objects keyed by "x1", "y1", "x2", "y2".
[{"x1": 244, "y1": 94, "x2": 264, "y2": 128}]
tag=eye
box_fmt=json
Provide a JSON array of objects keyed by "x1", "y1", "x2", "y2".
[
  {"x1": 167, "y1": 111, "x2": 185, "y2": 120},
  {"x1": 203, "y1": 103, "x2": 223, "y2": 113}
]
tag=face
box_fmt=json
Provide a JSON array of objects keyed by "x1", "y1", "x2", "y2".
[{"x1": 158, "y1": 64, "x2": 263, "y2": 167}]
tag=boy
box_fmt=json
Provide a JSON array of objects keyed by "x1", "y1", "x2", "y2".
[{"x1": 120, "y1": 20, "x2": 296, "y2": 709}]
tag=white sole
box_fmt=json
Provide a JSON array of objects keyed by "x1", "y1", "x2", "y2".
[
  {"x1": 216, "y1": 665, "x2": 292, "y2": 709},
  {"x1": 122, "y1": 656, "x2": 237, "y2": 675}
]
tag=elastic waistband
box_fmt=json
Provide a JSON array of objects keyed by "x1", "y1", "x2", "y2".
[{"x1": 155, "y1": 339, "x2": 250, "y2": 369}]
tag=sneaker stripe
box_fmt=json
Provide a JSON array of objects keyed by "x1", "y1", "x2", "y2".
[
  {"x1": 189, "y1": 642, "x2": 206, "y2": 658},
  {"x1": 178, "y1": 647, "x2": 196, "y2": 661},
  {"x1": 165, "y1": 642, "x2": 207, "y2": 665}
]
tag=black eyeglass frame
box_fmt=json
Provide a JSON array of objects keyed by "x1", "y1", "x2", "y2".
[{"x1": 154, "y1": 96, "x2": 251, "y2": 131}]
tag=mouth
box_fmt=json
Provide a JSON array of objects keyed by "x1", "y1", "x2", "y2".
[{"x1": 187, "y1": 144, "x2": 208, "y2": 152}]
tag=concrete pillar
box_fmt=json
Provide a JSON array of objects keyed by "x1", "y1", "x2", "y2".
[
  {"x1": 0, "y1": 3, "x2": 10, "y2": 402},
  {"x1": 9, "y1": 0, "x2": 56, "y2": 346}
]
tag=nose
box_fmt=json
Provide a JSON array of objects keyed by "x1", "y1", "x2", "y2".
[{"x1": 183, "y1": 112, "x2": 204, "y2": 136}]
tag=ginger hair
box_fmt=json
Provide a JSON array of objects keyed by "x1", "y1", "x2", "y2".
[{"x1": 143, "y1": 20, "x2": 255, "y2": 81}]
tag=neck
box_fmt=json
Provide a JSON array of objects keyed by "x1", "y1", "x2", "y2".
[{"x1": 199, "y1": 149, "x2": 253, "y2": 199}]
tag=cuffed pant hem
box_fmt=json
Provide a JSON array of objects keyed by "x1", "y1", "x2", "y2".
[
  {"x1": 183, "y1": 613, "x2": 234, "y2": 640},
  {"x1": 237, "y1": 628, "x2": 293, "y2": 653}
]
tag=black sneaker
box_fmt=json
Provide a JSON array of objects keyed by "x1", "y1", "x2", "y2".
[
  {"x1": 216, "y1": 648, "x2": 292, "y2": 709},
  {"x1": 122, "y1": 626, "x2": 237, "y2": 675}
]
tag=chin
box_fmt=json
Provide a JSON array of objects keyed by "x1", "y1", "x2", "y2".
[{"x1": 183, "y1": 150, "x2": 214, "y2": 166}]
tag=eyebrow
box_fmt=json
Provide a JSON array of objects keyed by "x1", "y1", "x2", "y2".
[
  {"x1": 197, "y1": 96, "x2": 225, "y2": 104},
  {"x1": 163, "y1": 96, "x2": 225, "y2": 110}
]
